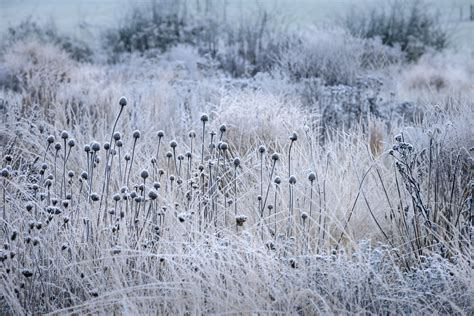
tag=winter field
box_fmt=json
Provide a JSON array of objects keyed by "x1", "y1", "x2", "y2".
[{"x1": 0, "y1": 0, "x2": 473, "y2": 314}]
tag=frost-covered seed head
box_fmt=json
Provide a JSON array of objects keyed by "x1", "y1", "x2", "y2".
[
  {"x1": 47, "y1": 135, "x2": 55, "y2": 144},
  {"x1": 178, "y1": 154, "x2": 184, "y2": 161},
  {"x1": 90, "y1": 193, "x2": 100, "y2": 202},
  {"x1": 220, "y1": 142, "x2": 228, "y2": 151},
  {"x1": 132, "y1": 130, "x2": 141, "y2": 139},
  {"x1": 124, "y1": 154, "x2": 131, "y2": 161},
  {"x1": 258, "y1": 145, "x2": 266, "y2": 154},
  {"x1": 140, "y1": 170, "x2": 149, "y2": 179},
  {"x1": 113, "y1": 132, "x2": 121, "y2": 141},
  {"x1": 54, "y1": 142, "x2": 62, "y2": 151},
  {"x1": 301, "y1": 212, "x2": 308, "y2": 220},
  {"x1": 169, "y1": 175, "x2": 175, "y2": 181},
  {"x1": 188, "y1": 130, "x2": 196, "y2": 138},
  {"x1": 219, "y1": 124, "x2": 226, "y2": 133},
  {"x1": 113, "y1": 193, "x2": 121, "y2": 202},
  {"x1": 308, "y1": 171, "x2": 316, "y2": 182},
  {"x1": 274, "y1": 176, "x2": 281, "y2": 185},
  {"x1": 41, "y1": 163, "x2": 48, "y2": 170},
  {"x1": 170, "y1": 140, "x2": 177, "y2": 148},
  {"x1": 103, "y1": 142, "x2": 110, "y2": 150},
  {"x1": 157, "y1": 130, "x2": 165, "y2": 138},
  {"x1": 289, "y1": 175, "x2": 297, "y2": 185},
  {"x1": 233, "y1": 157, "x2": 241, "y2": 167},
  {"x1": 395, "y1": 134, "x2": 402, "y2": 142},
  {"x1": 91, "y1": 142, "x2": 100, "y2": 152},
  {"x1": 153, "y1": 182, "x2": 161, "y2": 189},
  {"x1": 0, "y1": 168, "x2": 9, "y2": 177},
  {"x1": 271, "y1": 153, "x2": 280, "y2": 161},
  {"x1": 84, "y1": 144, "x2": 91, "y2": 152},
  {"x1": 119, "y1": 96, "x2": 127, "y2": 107},
  {"x1": 151, "y1": 157, "x2": 157, "y2": 164},
  {"x1": 289, "y1": 131, "x2": 298, "y2": 142},
  {"x1": 166, "y1": 151, "x2": 173, "y2": 158},
  {"x1": 67, "y1": 139, "x2": 75, "y2": 147},
  {"x1": 148, "y1": 190, "x2": 158, "y2": 200},
  {"x1": 116, "y1": 140, "x2": 123, "y2": 147},
  {"x1": 68, "y1": 171, "x2": 75, "y2": 178},
  {"x1": 61, "y1": 131, "x2": 69, "y2": 139},
  {"x1": 81, "y1": 171, "x2": 88, "y2": 180},
  {"x1": 200, "y1": 113, "x2": 209, "y2": 122}
]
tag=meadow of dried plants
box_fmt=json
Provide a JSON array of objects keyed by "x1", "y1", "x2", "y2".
[{"x1": 0, "y1": 0, "x2": 473, "y2": 314}]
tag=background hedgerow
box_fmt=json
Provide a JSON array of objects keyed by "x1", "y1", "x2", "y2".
[{"x1": 0, "y1": 0, "x2": 473, "y2": 314}]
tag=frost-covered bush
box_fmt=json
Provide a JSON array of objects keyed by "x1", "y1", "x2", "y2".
[
  {"x1": 274, "y1": 28, "x2": 402, "y2": 85},
  {"x1": 1, "y1": 20, "x2": 93, "y2": 63},
  {"x1": 344, "y1": 0, "x2": 449, "y2": 61}
]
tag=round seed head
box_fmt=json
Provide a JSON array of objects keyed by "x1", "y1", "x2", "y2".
[
  {"x1": 119, "y1": 96, "x2": 128, "y2": 107},
  {"x1": 185, "y1": 151, "x2": 192, "y2": 158},
  {"x1": 148, "y1": 190, "x2": 158, "y2": 200},
  {"x1": 395, "y1": 134, "x2": 402, "y2": 142},
  {"x1": 67, "y1": 139, "x2": 75, "y2": 147},
  {"x1": 220, "y1": 142, "x2": 228, "y2": 151},
  {"x1": 157, "y1": 130, "x2": 165, "y2": 138},
  {"x1": 67, "y1": 170, "x2": 75, "y2": 178},
  {"x1": 301, "y1": 212, "x2": 308, "y2": 220},
  {"x1": 166, "y1": 151, "x2": 173, "y2": 158},
  {"x1": 103, "y1": 142, "x2": 110, "y2": 150},
  {"x1": 84, "y1": 144, "x2": 91, "y2": 152},
  {"x1": 90, "y1": 193, "x2": 100, "y2": 202},
  {"x1": 200, "y1": 113, "x2": 209, "y2": 122},
  {"x1": 169, "y1": 175, "x2": 175, "y2": 181},
  {"x1": 151, "y1": 157, "x2": 157, "y2": 164},
  {"x1": 81, "y1": 171, "x2": 88, "y2": 180},
  {"x1": 188, "y1": 130, "x2": 196, "y2": 138},
  {"x1": 170, "y1": 140, "x2": 177, "y2": 148},
  {"x1": 177, "y1": 154, "x2": 184, "y2": 161},
  {"x1": 153, "y1": 182, "x2": 161, "y2": 189},
  {"x1": 274, "y1": 176, "x2": 281, "y2": 185},
  {"x1": 47, "y1": 135, "x2": 55, "y2": 144},
  {"x1": 140, "y1": 169, "x2": 149, "y2": 179},
  {"x1": 61, "y1": 131, "x2": 69, "y2": 139},
  {"x1": 289, "y1": 175, "x2": 297, "y2": 185},
  {"x1": 116, "y1": 140, "x2": 123, "y2": 147},
  {"x1": 124, "y1": 154, "x2": 131, "y2": 161},
  {"x1": 271, "y1": 153, "x2": 280, "y2": 161},
  {"x1": 132, "y1": 130, "x2": 141, "y2": 139},
  {"x1": 219, "y1": 124, "x2": 226, "y2": 133},
  {"x1": 91, "y1": 142, "x2": 100, "y2": 152},
  {"x1": 113, "y1": 193, "x2": 121, "y2": 202},
  {"x1": 54, "y1": 142, "x2": 62, "y2": 151},
  {"x1": 113, "y1": 132, "x2": 121, "y2": 141},
  {"x1": 289, "y1": 131, "x2": 298, "y2": 142},
  {"x1": 258, "y1": 145, "x2": 266, "y2": 154},
  {"x1": 0, "y1": 168, "x2": 9, "y2": 178},
  {"x1": 308, "y1": 171, "x2": 316, "y2": 182},
  {"x1": 233, "y1": 157, "x2": 241, "y2": 167},
  {"x1": 41, "y1": 163, "x2": 48, "y2": 170}
]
